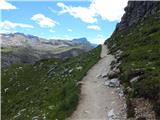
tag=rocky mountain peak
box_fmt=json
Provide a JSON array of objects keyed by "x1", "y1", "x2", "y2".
[
  {"x1": 115, "y1": 1, "x2": 160, "y2": 31},
  {"x1": 72, "y1": 37, "x2": 88, "y2": 43}
]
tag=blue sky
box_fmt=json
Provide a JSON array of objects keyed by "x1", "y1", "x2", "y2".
[{"x1": 0, "y1": 0, "x2": 128, "y2": 44}]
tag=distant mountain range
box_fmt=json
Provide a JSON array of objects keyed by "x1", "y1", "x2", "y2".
[
  {"x1": 72, "y1": 37, "x2": 97, "y2": 47},
  {"x1": 1, "y1": 33, "x2": 97, "y2": 68},
  {"x1": 1, "y1": 33, "x2": 97, "y2": 48}
]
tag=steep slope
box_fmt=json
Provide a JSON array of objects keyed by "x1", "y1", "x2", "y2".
[
  {"x1": 1, "y1": 33, "x2": 95, "y2": 68},
  {"x1": 2, "y1": 45, "x2": 101, "y2": 120},
  {"x1": 105, "y1": 1, "x2": 160, "y2": 119}
]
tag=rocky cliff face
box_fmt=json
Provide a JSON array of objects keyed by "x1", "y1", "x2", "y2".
[{"x1": 115, "y1": 1, "x2": 160, "y2": 31}]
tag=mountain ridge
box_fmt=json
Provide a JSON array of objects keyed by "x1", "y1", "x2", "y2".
[
  {"x1": 1, "y1": 32, "x2": 97, "y2": 68},
  {"x1": 1, "y1": 32, "x2": 97, "y2": 47}
]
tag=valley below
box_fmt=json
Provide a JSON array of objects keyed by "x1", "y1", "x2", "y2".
[
  {"x1": 1, "y1": 45, "x2": 101, "y2": 120},
  {"x1": 1, "y1": 33, "x2": 96, "y2": 68}
]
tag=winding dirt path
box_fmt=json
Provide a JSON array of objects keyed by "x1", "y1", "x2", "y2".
[{"x1": 68, "y1": 45, "x2": 126, "y2": 120}]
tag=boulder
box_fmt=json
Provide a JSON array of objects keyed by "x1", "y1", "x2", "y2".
[
  {"x1": 130, "y1": 76, "x2": 140, "y2": 83},
  {"x1": 4, "y1": 88, "x2": 9, "y2": 93},
  {"x1": 76, "y1": 66, "x2": 83, "y2": 70},
  {"x1": 77, "y1": 81, "x2": 84, "y2": 86},
  {"x1": 118, "y1": 89, "x2": 124, "y2": 98},
  {"x1": 108, "y1": 109, "x2": 115, "y2": 119},
  {"x1": 69, "y1": 69, "x2": 73, "y2": 74},
  {"x1": 101, "y1": 72, "x2": 108, "y2": 78},
  {"x1": 104, "y1": 81, "x2": 110, "y2": 86},
  {"x1": 105, "y1": 79, "x2": 120, "y2": 87},
  {"x1": 107, "y1": 69, "x2": 120, "y2": 79}
]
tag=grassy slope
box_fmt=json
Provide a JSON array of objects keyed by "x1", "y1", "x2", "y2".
[
  {"x1": 105, "y1": 16, "x2": 160, "y2": 117},
  {"x1": 2, "y1": 45, "x2": 101, "y2": 120}
]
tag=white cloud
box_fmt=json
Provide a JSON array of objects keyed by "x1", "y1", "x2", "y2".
[
  {"x1": 67, "y1": 29, "x2": 72, "y2": 32},
  {"x1": 87, "y1": 25, "x2": 101, "y2": 31},
  {"x1": 49, "y1": 29, "x2": 55, "y2": 33},
  {"x1": 57, "y1": 0, "x2": 128, "y2": 22},
  {"x1": 94, "y1": 34, "x2": 106, "y2": 44},
  {"x1": 92, "y1": 0, "x2": 128, "y2": 21},
  {"x1": 31, "y1": 13, "x2": 57, "y2": 28},
  {"x1": 0, "y1": 29, "x2": 17, "y2": 34},
  {"x1": 0, "y1": 0, "x2": 17, "y2": 10},
  {"x1": 57, "y1": 2, "x2": 97, "y2": 23},
  {"x1": 0, "y1": 20, "x2": 34, "y2": 30}
]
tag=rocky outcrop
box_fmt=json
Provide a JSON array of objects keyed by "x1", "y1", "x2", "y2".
[{"x1": 115, "y1": 1, "x2": 160, "y2": 31}]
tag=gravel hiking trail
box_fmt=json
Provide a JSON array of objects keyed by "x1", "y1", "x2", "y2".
[{"x1": 68, "y1": 45, "x2": 126, "y2": 120}]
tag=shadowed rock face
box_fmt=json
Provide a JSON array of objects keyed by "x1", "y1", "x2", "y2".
[{"x1": 115, "y1": 1, "x2": 160, "y2": 31}]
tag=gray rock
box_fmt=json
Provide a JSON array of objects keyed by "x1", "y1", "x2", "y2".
[
  {"x1": 105, "y1": 79, "x2": 120, "y2": 87},
  {"x1": 48, "y1": 105, "x2": 55, "y2": 110},
  {"x1": 77, "y1": 81, "x2": 84, "y2": 86},
  {"x1": 101, "y1": 72, "x2": 108, "y2": 78},
  {"x1": 96, "y1": 74, "x2": 101, "y2": 78},
  {"x1": 108, "y1": 109, "x2": 115, "y2": 119},
  {"x1": 115, "y1": 1, "x2": 160, "y2": 31},
  {"x1": 104, "y1": 81, "x2": 110, "y2": 86},
  {"x1": 13, "y1": 112, "x2": 21, "y2": 119},
  {"x1": 76, "y1": 66, "x2": 83, "y2": 70},
  {"x1": 4, "y1": 88, "x2": 9, "y2": 93},
  {"x1": 69, "y1": 69, "x2": 73, "y2": 73},
  {"x1": 107, "y1": 69, "x2": 120, "y2": 79},
  {"x1": 130, "y1": 76, "x2": 140, "y2": 83},
  {"x1": 115, "y1": 50, "x2": 123, "y2": 57},
  {"x1": 32, "y1": 116, "x2": 39, "y2": 120},
  {"x1": 118, "y1": 89, "x2": 124, "y2": 98}
]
